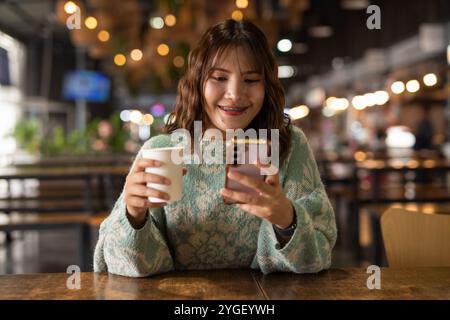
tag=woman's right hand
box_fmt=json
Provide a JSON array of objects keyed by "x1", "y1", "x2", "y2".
[{"x1": 124, "y1": 159, "x2": 171, "y2": 228}]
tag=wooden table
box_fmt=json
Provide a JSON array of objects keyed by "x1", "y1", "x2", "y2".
[{"x1": 0, "y1": 268, "x2": 449, "y2": 300}]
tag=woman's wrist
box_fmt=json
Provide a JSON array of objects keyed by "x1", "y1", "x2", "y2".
[
  {"x1": 274, "y1": 201, "x2": 295, "y2": 229},
  {"x1": 126, "y1": 206, "x2": 148, "y2": 229},
  {"x1": 273, "y1": 205, "x2": 297, "y2": 237}
]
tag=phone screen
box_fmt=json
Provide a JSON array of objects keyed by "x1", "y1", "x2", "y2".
[{"x1": 223, "y1": 139, "x2": 270, "y2": 204}]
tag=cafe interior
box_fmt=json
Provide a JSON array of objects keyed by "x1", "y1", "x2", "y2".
[{"x1": 0, "y1": 0, "x2": 449, "y2": 300}]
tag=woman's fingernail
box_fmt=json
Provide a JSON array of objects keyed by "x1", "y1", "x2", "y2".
[
  {"x1": 164, "y1": 194, "x2": 170, "y2": 200},
  {"x1": 165, "y1": 178, "x2": 171, "y2": 185},
  {"x1": 221, "y1": 188, "x2": 230, "y2": 195}
]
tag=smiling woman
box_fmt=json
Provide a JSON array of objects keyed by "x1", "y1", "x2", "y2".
[
  {"x1": 165, "y1": 18, "x2": 291, "y2": 164},
  {"x1": 94, "y1": 19, "x2": 337, "y2": 277},
  {"x1": 203, "y1": 46, "x2": 265, "y2": 130}
]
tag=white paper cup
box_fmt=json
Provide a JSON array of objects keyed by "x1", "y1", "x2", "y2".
[{"x1": 142, "y1": 146, "x2": 184, "y2": 203}]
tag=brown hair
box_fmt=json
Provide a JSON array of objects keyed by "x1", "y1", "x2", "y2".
[{"x1": 164, "y1": 19, "x2": 292, "y2": 164}]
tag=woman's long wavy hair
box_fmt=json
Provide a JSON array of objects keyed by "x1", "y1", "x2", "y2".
[{"x1": 164, "y1": 19, "x2": 292, "y2": 164}]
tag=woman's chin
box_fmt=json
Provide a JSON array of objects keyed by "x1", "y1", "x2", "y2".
[{"x1": 219, "y1": 121, "x2": 250, "y2": 131}]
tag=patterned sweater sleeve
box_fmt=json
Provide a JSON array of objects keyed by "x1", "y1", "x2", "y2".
[
  {"x1": 252, "y1": 127, "x2": 337, "y2": 274},
  {"x1": 93, "y1": 135, "x2": 175, "y2": 277}
]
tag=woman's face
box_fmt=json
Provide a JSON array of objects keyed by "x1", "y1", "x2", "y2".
[{"x1": 203, "y1": 46, "x2": 265, "y2": 132}]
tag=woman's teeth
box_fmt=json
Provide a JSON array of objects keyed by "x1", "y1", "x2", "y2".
[{"x1": 218, "y1": 105, "x2": 248, "y2": 111}]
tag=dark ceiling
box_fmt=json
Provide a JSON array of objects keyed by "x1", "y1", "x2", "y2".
[{"x1": 1, "y1": 0, "x2": 449, "y2": 86}]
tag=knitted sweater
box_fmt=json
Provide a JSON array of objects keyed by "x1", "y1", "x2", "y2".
[{"x1": 93, "y1": 126, "x2": 337, "y2": 277}]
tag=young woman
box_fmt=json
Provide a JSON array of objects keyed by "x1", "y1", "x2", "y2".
[{"x1": 94, "y1": 19, "x2": 337, "y2": 277}]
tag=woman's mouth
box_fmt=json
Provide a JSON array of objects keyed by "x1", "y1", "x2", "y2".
[{"x1": 218, "y1": 105, "x2": 249, "y2": 116}]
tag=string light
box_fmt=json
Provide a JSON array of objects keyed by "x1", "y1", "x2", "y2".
[
  {"x1": 391, "y1": 81, "x2": 405, "y2": 94},
  {"x1": 406, "y1": 79, "x2": 420, "y2": 93},
  {"x1": 231, "y1": 10, "x2": 244, "y2": 21},
  {"x1": 114, "y1": 54, "x2": 126, "y2": 66},
  {"x1": 157, "y1": 44, "x2": 170, "y2": 56},
  {"x1": 150, "y1": 17, "x2": 164, "y2": 29},
  {"x1": 97, "y1": 30, "x2": 110, "y2": 42},
  {"x1": 423, "y1": 73, "x2": 437, "y2": 87},
  {"x1": 364, "y1": 93, "x2": 376, "y2": 107},
  {"x1": 85, "y1": 16, "x2": 98, "y2": 29},
  {"x1": 165, "y1": 14, "x2": 176, "y2": 26},
  {"x1": 277, "y1": 39, "x2": 293, "y2": 52},
  {"x1": 288, "y1": 105, "x2": 310, "y2": 120},
  {"x1": 352, "y1": 95, "x2": 367, "y2": 110},
  {"x1": 64, "y1": 1, "x2": 78, "y2": 14},
  {"x1": 130, "y1": 49, "x2": 143, "y2": 61},
  {"x1": 374, "y1": 90, "x2": 389, "y2": 105},
  {"x1": 236, "y1": 0, "x2": 249, "y2": 9}
]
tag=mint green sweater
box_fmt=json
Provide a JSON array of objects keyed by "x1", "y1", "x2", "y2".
[{"x1": 93, "y1": 126, "x2": 337, "y2": 277}]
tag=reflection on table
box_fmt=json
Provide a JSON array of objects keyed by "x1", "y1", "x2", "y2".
[{"x1": 0, "y1": 268, "x2": 449, "y2": 300}]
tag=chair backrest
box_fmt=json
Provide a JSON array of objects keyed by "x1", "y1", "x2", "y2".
[{"x1": 381, "y1": 207, "x2": 450, "y2": 267}]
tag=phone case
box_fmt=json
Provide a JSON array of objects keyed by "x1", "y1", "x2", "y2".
[{"x1": 223, "y1": 139, "x2": 270, "y2": 204}]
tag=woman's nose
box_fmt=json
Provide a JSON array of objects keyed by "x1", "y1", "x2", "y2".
[{"x1": 225, "y1": 78, "x2": 246, "y2": 101}]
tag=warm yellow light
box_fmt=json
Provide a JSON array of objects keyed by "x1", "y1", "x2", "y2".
[
  {"x1": 165, "y1": 14, "x2": 176, "y2": 27},
  {"x1": 423, "y1": 73, "x2": 437, "y2": 87},
  {"x1": 85, "y1": 16, "x2": 98, "y2": 29},
  {"x1": 391, "y1": 81, "x2": 405, "y2": 94},
  {"x1": 142, "y1": 114, "x2": 154, "y2": 125},
  {"x1": 354, "y1": 151, "x2": 367, "y2": 162},
  {"x1": 363, "y1": 93, "x2": 376, "y2": 107},
  {"x1": 422, "y1": 204, "x2": 435, "y2": 214},
  {"x1": 97, "y1": 30, "x2": 110, "y2": 42},
  {"x1": 325, "y1": 97, "x2": 337, "y2": 107},
  {"x1": 352, "y1": 95, "x2": 367, "y2": 110},
  {"x1": 374, "y1": 90, "x2": 389, "y2": 105},
  {"x1": 130, "y1": 110, "x2": 143, "y2": 124},
  {"x1": 114, "y1": 54, "x2": 126, "y2": 66},
  {"x1": 329, "y1": 98, "x2": 349, "y2": 111},
  {"x1": 231, "y1": 10, "x2": 244, "y2": 21},
  {"x1": 64, "y1": 1, "x2": 78, "y2": 14},
  {"x1": 322, "y1": 106, "x2": 336, "y2": 117},
  {"x1": 236, "y1": 0, "x2": 249, "y2": 9},
  {"x1": 423, "y1": 160, "x2": 436, "y2": 168},
  {"x1": 173, "y1": 56, "x2": 184, "y2": 68},
  {"x1": 407, "y1": 160, "x2": 419, "y2": 168},
  {"x1": 157, "y1": 44, "x2": 170, "y2": 56},
  {"x1": 130, "y1": 49, "x2": 143, "y2": 61},
  {"x1": 406, "y1": 79, "x2": 420, "y2": 93},
  {"x1": 288, "y1": 105, "x2": 310, "y2": 120}
]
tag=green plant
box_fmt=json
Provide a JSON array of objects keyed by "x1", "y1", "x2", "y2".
[
  {"x1": 107, "y1": 113, "x2": 128, "y2": 153},
  {"x1": 9, "y1": 118, "x2": 42, "y2": 153},
  {"x1": 10, "y1": 112, "x2": 136, "y2": 156}
]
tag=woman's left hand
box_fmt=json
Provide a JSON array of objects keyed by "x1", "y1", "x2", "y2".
[{"x1": 220, "y1": 162, "x2": 294, "y2": 229}]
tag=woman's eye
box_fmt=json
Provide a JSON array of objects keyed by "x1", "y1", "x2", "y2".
[
  {"x1": 212, "y1": 76, "x2": 227, "y2": 82},
  {"x1": 244, "y1": 79, "x2": 260, "y2": 83}
]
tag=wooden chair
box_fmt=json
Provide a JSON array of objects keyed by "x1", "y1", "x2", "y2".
[{"x1": 381, "y1": 207, "x2": 450, "y2": 267}]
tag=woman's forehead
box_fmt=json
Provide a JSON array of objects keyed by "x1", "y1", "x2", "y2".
[{"x1": 210, "y1": 45, "x2": 261, "y2": 73}]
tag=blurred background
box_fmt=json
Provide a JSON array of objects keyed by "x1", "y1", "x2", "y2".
[{"x1": 0, "y1": 0, "x2": 450, "y2": 274}]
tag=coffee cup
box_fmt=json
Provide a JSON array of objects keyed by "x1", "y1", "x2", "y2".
[{"x1": 142, "y1": 146, "x2": 184, "y2": 203}]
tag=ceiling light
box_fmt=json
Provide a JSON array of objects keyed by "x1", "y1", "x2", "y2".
[{"x1": 277, "y1": 39, "x2": 293, "y2": 52}]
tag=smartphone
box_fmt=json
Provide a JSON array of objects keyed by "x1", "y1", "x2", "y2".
[{"x1": 223, "y1": 138, "x2": 271, "y2": 204}]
